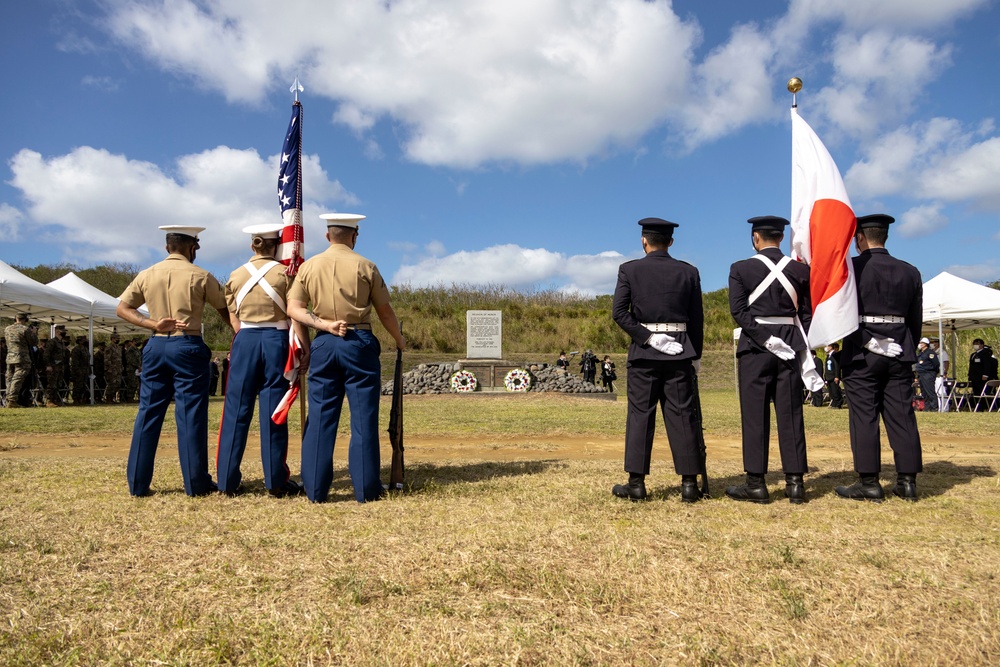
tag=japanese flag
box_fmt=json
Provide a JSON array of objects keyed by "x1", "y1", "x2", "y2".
[{"x1": 790, "y1": 107, "x2": 859, "y2": 347}]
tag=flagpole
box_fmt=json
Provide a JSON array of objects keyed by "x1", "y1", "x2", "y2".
[
  {"x1": 787, "y1": 76, "x2": 802, "y2": 109},
  {"x1": 290, "y1": 77, "x2": 307, "y2": 442}
]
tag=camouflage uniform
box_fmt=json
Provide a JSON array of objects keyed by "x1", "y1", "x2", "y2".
[
  {"x1": 123, "y1": 342, "x2": 142, "y2": 403},
  {"x1": 105, "y1": 339, "x2": 123, "y2": 403},
  {"x1": 4, "y1": 320, "x2": 36, "y2": 408},
  {"x1": 70, "y1": 338, "x2": 91, "y2": 404},
  {"x1": 43, "y1": 330, "x2": 68, "y2": 406}
]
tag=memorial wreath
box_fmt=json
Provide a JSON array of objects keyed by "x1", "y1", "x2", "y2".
[
  {"x1": 504, "y1": 368, "x2": 532, "y2": 392},
  {"x1": 450, "y1": 369, "x2": 478, "y2": 393}
]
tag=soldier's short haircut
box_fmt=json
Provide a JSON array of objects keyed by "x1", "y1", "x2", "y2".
[
  {"x1": 860, "y1": 226, "x2": 888, "y2": 246},
  {"x1": 165, "y1": 234, "x2": 198, "y2": 253},
  {"x1": 16, "y1": 313, "x2": 28, "y2": 322},
  {"x1": 642, "y1": 230, "x2": 672, "y2": 249},
  {"x1": 328, "y1": 226, "x2": 356, "y2": 243},
  {"x1": 756, "y1": 229, "x2": 784, "y2": 243}
]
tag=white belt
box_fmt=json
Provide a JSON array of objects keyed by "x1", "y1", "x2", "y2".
[
  {"x1": 861, "y1": 315, "x2": 905, "y2": 324},
  {"x1": 239, "y1": 320, "x2": 289, "y2": 330},
  {"x1": 643, "y1": 322, "x2": 687, "y2": 333},
  {"x1": 755, "y1": 316, "x2": 795, "y2": 325}
]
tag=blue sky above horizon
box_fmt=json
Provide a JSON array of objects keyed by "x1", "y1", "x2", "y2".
[{"x1": 1, "y1": 0, "x2": 998, "y2": 295}]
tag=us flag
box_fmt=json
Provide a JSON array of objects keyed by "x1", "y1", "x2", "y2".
[{"x1": 277, "y1": 100, "x2": 303, "y2": 275}]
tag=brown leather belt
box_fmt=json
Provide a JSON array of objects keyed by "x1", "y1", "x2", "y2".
[
  {"x1": 345, "y1": 323, "x2": 372, "y2": 330},
  {"x1": 152, "y1": 331, "x2": 202, "y2": 337}
]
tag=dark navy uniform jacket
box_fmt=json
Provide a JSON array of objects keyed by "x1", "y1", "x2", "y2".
[
  {"x1": 916, "y1": 348, "x2": 939, "y2": 376},
  {"x1": 612, "y1": 249, "x2": 703, "y2": 362},
  {"x1": 842, "y1": 248, "x2": 923, "y2": 365},
  {"x1": 728, "y1": 246, "x2": 812, "y2": 356}
]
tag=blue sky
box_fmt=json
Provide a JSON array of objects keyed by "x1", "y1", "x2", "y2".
[{"x1": 1, "y1": 0, "x2": 998, "y2": 294}]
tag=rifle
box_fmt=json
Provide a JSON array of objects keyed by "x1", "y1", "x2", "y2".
[
  {"x1": 387, "y1": 325, "x2": 405, "y2": 491},
  {"x1": 691, "y1": 364, "x2": 710, "y2": 498}
]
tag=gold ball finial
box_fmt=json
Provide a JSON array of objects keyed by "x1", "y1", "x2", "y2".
[{"x1": 787, "y1": 77, "x2": 803, "y2": 94}]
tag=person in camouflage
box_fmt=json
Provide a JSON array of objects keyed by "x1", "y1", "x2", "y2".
[
  {"x1": 105, "y1": 334, "x2": 123, "y2": 404},
  {"x1": 123, "y1": 339, "x2": 141, "y2": 403},
  {"x1": 4, "y1": 313, "x2": 36, "y2": 408},
  {"x1": 43, "y1": 325, "x2": 68, "y2": 407},
  {"x1": 70, "y1": 335, "x2": 90, "y2": 405}
]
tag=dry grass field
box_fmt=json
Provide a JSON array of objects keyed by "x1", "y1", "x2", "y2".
[{"x1": 1, "y1": 385, "x2": 998, "y2": 665}]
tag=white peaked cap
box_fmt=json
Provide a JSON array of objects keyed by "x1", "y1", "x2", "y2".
[
  {"x1": 320, "y1": 213, "x2": 366, "y2": 229},
  {"x1": 159, "y1": 225, "x2": 205, "y2": 239},
  {"x1": 242, "y1": 223, "x2": 284, "y2": 239}
]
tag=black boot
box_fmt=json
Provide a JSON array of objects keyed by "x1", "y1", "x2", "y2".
[
  {"x1": 726, "y1": 473, "x2": 770, "y2": 504},
  {"x1": 835, "y1": 474, "x2": 885, "y2": 502},
  {"x1": 893, "y1": 473, "x2": 918, "y2": 502},
  {"x1": 680, "y1": 475, "x2": 702, "y2": 503},
  {"x1": 612, "y1": 473, "x2": 647, "y2": 501},
  {"x1": 784, "y1": 473, "x2": 805, "y2": 505}
]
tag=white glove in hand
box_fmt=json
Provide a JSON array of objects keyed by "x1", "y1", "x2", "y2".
[
  {"x1": 692, "y1": 359, "x2": 701, "y2": 374},
  {"x1": 865, "y1": 336, "x2": 901, "y2": 358},
  {"x1": 649, "y1": 333, "x2": 683, "y2": 356},
  {"x1": 764, "y1": 335, "x2": 796, "y2": 361}
]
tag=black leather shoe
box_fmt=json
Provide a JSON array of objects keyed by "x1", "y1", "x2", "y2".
[
  {"x1": 192, "y1": 481, "x2": 219, "y2": 497},
  {"x1": 612, "y1": 480, "x2": 647, "y2": 501},
  {"x1": 835, "y1": 475, "x2": 885, "y2": 502},
  {"x1": 785, "y1": 473, "x2": 805, "y2": 505},
  {"x1": 680, "y1": 475, "x2": 703, "y2": 503},
  {"x1": 268, "y1": 479, "x2": 305, "y2": 498},
  {"x1": 726, "y1": 474, "x2": 770, "y2": 504},
  {"x1": 893, "y1": 474, "x2": 917, "y2": 502}
]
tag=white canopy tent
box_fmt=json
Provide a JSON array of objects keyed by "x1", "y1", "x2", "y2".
[
  {"x1": 0, "y1": 258, "x2": 93, "y2": 324},
  {"x1": 46, "y1": 272, "x2": 148, "y2": 335},
  {"x1": 921, "y1": 272, "x2": 1000, "y2": 394}
]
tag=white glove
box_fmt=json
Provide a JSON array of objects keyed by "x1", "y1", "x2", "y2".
[
  {"x1": 649, "y1": 333, "x2": 683, "y2": 356},
  {"x1": 865, "y1": 336, "x2": 902, "y2": 358},
  {"x1": 692, "y1": 359, "x2": 701, "y2": 374},
  {"x1": 803, "y1": 368, "x2": 825, "y2": 393},
  {"x1": 764, "y1": 336, "x2": 796, "y2": 361}
]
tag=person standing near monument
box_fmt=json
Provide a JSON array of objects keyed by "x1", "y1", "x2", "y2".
[
  {"x1": 837, "y1": 214, "x2": 923, "y2": 502},
  {"x1": 727, "y1": 216, "x2": 817, "y2": 504},
  {"x1": 216, "y1": 223, "x2": 310, "y2": 498},
  {"x1": 611, "y1": 217, "x2": 705, "y2": 502},
  {"x1": 4, "y1": 313, "x2": 36, "y2": 408},
  {"x1": 287, "y1": 213, "x2": 406, "y2": 503},
  {"x1": 43, "y1": 325, "x2": 68, "y2": 407},
  {"x1": 116, "y1": 225, "x2": 231, "y2": 497}
]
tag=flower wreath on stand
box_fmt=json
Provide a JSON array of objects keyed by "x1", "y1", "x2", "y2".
[
  {"x1": 450, "y1": 369, "x2": 478, "y2": 393},
  {"x1": 504, "y1": 368, "x2": 533, "y2": 392}
]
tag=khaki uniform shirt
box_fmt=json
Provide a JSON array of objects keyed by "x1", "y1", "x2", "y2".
[
  {"x1": 225, "y1": 254, "x2": 293, "y2": 324},
  {"x1": 287, "y1": 244, "x2": 391, "y2": 324},
  {"x1": 119, "y1": 253, "x2": 226, "y2": 333}
]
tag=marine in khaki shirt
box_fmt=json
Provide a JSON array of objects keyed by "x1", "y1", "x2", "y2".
[
  {"x1": 116, "y1": 226, "x2": 233, "y2": 498},
  {"x1": 287, "y1": 213, "x2": 405, "y2": 504}
]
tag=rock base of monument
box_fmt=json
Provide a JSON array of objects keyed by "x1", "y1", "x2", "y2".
[{"x1": 380, "y1": 360, "x2": 615, "y2": 399}]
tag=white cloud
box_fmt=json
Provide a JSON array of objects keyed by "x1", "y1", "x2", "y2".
[
  {"x1": 786, "y1": 0, "x2": 988, "y2": 32},
  {"x1": 391, "y1": 244, "x2": 631, "y2": 294},
  {"x1": 942, "y1": 261, "x2": 1000, "y2": 283},
  {"x1": 7, "y1": 146, "x2": 355, "y2": 267},
  {"x1": 897, "y1": 203, "x2": 948, "y2": 238},
  {"x1": 845, "y1": 118, "x2": 1000, "y2": 211},
  {"x1": 0, "y1": 203, "x2": 24, "y2": 241},
  {"x1": 81, "y1": 75, "x2": 120, "y2": 92}
]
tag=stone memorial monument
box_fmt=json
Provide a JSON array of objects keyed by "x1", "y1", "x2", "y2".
[{"x1": 458, "y1": 310, "x2": 514, "y2": 390}]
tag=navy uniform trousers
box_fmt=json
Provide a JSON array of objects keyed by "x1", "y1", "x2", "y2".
[
  {"x1": 127, "y1": 336, "x2": 214, "y2": 496},
  {"x1": 841, "y1": 353, "x2": 923, "y2": 474},
  {"x1": 737, "y1": 349, "x2": 807, "y2": 475},
  {"x1": 216, "y1": 327, "x2": 290, "y2": 493},
  {"x1": 625, "y1": 359, "x2": 702, "y2": 476},
  {"x1": 301, "y1": 329, "x2": 383, "y2": 503}
]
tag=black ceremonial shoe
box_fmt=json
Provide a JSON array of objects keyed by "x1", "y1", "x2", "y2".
[
  {"x1": 835, "y1": 475, "x2": 885, "y2": 503},
  {"x1": 192, "y1": 481, "x2": 219, "y2": 497},
  {"x1": 269, "y1": 479, "x2": 305, "y2": 498},
  {"x1": 893, "y1": 474, "x2": 918, "y2": 502},
  {"x1": 680, "y1": 475, "x2": 704, "y2": 503},
  {"x1": 612, "y1": 480, "x2": 647, "y2": 502},
  {"x1": 784, "y1": 473, "x2": 805, "y2": 505},
  {"x1": 726, "y1": 474, "x2": 770, "y2": 504}
]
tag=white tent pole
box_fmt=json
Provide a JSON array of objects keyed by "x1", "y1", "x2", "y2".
[
  {"x1": 88, "y1": 308, "x2": 95, "y2": 406},
  {"x1": 937, "y1": 313, "x2": 944, "y2": 378}
]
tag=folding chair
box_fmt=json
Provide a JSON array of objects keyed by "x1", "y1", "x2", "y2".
[
  {"x1": 973, "y1": 380, "x2": 1000, "y2": 412},
  {"x1": 951, "y1": 381, "x2": 971, "y2": 411},
  {"x1": 937, "y1": 378, "x2": 955, "y2": 412}
]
